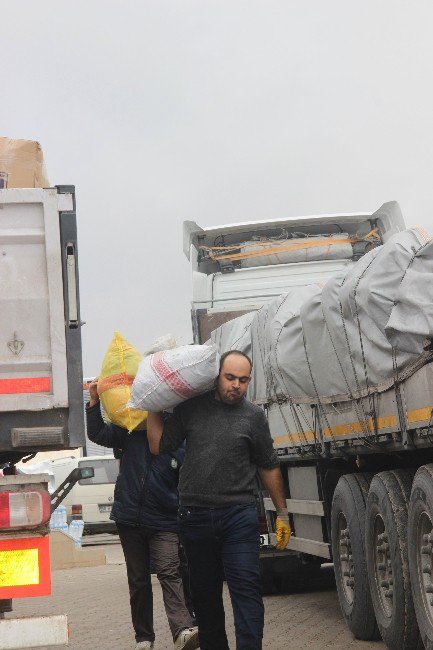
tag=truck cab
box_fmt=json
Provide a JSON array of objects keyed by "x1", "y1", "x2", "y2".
[{"x1": 184, "y1": 201, "x2": 405, "y2": 344}]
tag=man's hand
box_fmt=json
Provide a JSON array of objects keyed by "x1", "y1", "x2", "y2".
[
  {"x1": 88, "y1": 378, "x2": 99, "y2": 408},
  {"x1": 275, "y1": 508, "x2": 291, "y2": 550},
  {"x1": 257, "y1": 467, "x2": 291, "y2": 550}
]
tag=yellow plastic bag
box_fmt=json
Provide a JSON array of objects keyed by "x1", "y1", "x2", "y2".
[{"x1": 98, "y1": 332, "x2": 147, "y2": 432}]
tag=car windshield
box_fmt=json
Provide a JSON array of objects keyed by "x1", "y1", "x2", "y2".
[{"x1": 78, "y1": 459, "x2": 118, "y2": 485}]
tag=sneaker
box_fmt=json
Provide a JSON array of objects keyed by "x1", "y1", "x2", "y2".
[
  {"x1": 174, "y1": 626, "x2": 199, "y2": 650},
  {"x1": 135, "y1": 642, "x2": 154, "y2": 649}
]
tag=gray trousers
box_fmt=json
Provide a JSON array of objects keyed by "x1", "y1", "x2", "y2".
[{"x1": 117, "y1": 523, "x2": 194, "y2": 643}]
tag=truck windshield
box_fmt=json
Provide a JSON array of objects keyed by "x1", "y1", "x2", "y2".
[{"x1": 78, "y1": 459, "x2": 119, "y2": 485}]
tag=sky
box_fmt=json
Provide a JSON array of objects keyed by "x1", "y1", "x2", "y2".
[{"x1": 1, "y1": 1, "x2": 433, "y2": 374}]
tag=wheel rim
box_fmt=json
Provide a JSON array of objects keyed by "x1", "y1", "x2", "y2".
[
  {"x1": 338, "y1": 512, "x2": 354, "y2": 604},
  {"x1": 417, "y1": 510, "x2": 433, "y2": 624},
  {"x1": 372, "y1": 514, "x2": 393, "y2": 617}
]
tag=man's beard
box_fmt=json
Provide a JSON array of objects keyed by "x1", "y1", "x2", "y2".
[{"x1": 215, "y1": 387, "x2": 244, "y2": 404}]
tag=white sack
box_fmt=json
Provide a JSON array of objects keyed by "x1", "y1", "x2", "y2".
[
  {"x1": 143, "y1": 333, "x2": 177, "y2": 357},
  {"x1": 16, "y1": 461, "x2": 56, "y2": 494},
  {"x1": 128, "y1": 344, "x2": 220, "y2": 411}
]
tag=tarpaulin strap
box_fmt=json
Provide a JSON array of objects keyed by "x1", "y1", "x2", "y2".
[
  {"x1": 97, "y1": 373, "x2": 135, "y2": 393},
  {"x1": 300, "y1": 328, "x2": 337, "y2": 448},
  {"x1": 264, "y1": 297, "x2": 299, "y2": 450},
  {"x1": 363, "y1": 227, "x2": 380, "y2": 241},
  {"x1": 323, "y1": 306, "x2": 375, "y2": 443},
  {"x1": 353, "y1": 276, "x2": 379, "y2": 437},
  {"x1": 337, "y1": 293, "x2": 372, "y2": 437}
]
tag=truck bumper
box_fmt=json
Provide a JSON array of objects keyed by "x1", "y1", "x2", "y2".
[{"x1": 0, "y1": 614, "x2": 68, "y2": 648}]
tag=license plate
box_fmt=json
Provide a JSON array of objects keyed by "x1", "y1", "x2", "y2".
[
  {"x1": 260, "y1": 534, "x2": 269, "y2": 546},
  {"x1": 98, "y1": 504, "x2": 112, "y2": 513}
]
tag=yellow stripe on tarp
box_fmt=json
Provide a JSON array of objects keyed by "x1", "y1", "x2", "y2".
[
  {"x1": 0, "y1": 549, "x2": 39, "y2": 587},
  {"x1": 323, "y1": 415, "x2": 397, "y2": 438},
  {"x1": 274, "y1": 406, "x2": 433, "y2": 446},
  {"x1": 273, "y1": 431, "x2": 316, "y2": 445},
  {"x1": 407, "y1": 407, "x2": 433, "y2": 423}
]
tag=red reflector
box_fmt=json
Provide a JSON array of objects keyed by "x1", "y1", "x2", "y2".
[
  {"x1": 0, "y1": 377, "x2": 51, "y2": 394},
  {"x1": 0, "y1": 488, "x2": 51, "y2": 530},
  {"x1": 0, "y1": 493, "x2": 10, "y2": 528},
  {"x1": 0, "y1": 536, "x2": 51, "y2": 599}
]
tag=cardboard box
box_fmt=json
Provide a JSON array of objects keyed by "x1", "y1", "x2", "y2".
[
  {"x1": 0, "y1": 137, "x2": 49, "y2": 188},
  {"x1": 50, "y1": 531, "x2": 106, "y2": 571}
]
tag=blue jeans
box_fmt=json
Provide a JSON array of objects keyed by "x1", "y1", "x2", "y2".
[{"x1": 178, "y1": 503, "x2": 264, "y2": 650}]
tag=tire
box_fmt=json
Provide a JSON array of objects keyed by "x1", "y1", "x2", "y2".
[
  {"x1": 408, "y1": 465, "x2": 433, "y2": 650},
  {"x1": 331, "y1": 472, "x2": 379, "y2": 640},
  {"x1": 366, "y1": 469, "x2": 419, "y2": 649}
]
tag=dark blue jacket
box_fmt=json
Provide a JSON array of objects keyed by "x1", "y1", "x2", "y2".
[{"x1": 86, "y1": 403, "x2": 183, "y2": 532}]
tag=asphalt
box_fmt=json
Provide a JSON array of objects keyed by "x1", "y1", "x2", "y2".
[{"x1": 12, "y1": 538, "x2": 386, "y2": 650}]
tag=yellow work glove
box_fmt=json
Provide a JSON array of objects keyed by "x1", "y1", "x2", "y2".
[{"x1": 275, "y1": 508, "x2": 291, "y2": 550}]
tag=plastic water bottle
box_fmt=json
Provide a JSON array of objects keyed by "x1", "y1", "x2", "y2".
[
  {"x1": 50, "y1": 508, "x2": 61, "y2": 530},
  {"x1": 60, "y1": 521, "x2": 69, "y2": 535},
  {"x1": 58, "y1": 505, "x2": 67, "y2": 526},
  {"x1": 68, "y1": 520, "x2": 82, "y2": 547},
  {"x1": 49, "y1": 509, "x2": 58, "y2": 530},
  {"x1": 75, "y1": 520, "x2": 84, "y2": 546}
]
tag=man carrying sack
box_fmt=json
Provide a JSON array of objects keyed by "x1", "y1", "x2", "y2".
[
  {"x1": 86, "y1": 379, "x2": 198, "y2": 650},
  {"x1": 147, "y1": 350, "x2": 291, "y2": 650}
]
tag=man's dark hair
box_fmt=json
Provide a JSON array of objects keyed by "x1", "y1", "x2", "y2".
[{"x1": 219, "y1": 350, "x2": 252, "y2": 374}]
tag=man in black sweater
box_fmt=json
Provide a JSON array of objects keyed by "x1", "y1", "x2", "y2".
[
  {"x1": 86, "y1": 380, "x2": 198, "y2": 650},
  {"x1": 146, "y1": 351, "x2": 291, "y2": 650}
]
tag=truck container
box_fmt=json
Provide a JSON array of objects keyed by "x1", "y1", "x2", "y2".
[
  {"x1": 0, "y1": 186, "x2": 86, "y2": 649},
  {"x1": 184, "y1": 202, "x2": 433, "y2": 649}
]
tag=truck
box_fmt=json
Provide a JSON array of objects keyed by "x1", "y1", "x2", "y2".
[
  {"x1": 0, "y1": 186, "x2": 87, "y2": 649},
  {"x1": 183, "y1": 202, "x2": 433, "y2": 650}
]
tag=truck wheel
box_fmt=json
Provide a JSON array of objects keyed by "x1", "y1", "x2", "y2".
[
  {"x1": 408, "y1": 464, "x2": 433, "y2": 650},
  {"x1": 331, "y1": 472, "x2": 379, "y2": 640},
  {"x1": 366, "y1": 470, "x2": 419, "y2": 649}
]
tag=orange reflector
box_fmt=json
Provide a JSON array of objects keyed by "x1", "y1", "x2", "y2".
[
  {"x1": 0, "y1": 377, "x2": 51, "y2": 394},
  {"x1": 0, "y1": 536, "x2": 51, "y2": 598}
]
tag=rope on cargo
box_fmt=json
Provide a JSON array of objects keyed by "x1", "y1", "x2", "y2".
[
  {"x1": 321, "y1": 300, "x2": 376, "y2": 447},
  {"x1": 200, "y1": 228, "x2": 381, "y2": 263},
  {"x1": 423, "y1": 408, "x2": 433, "y2": 447},
  {"x1": 388, "y1": 233, "x2": 433, "y2": 442},
  {"x1": 337, "y1": 294, "x2": 373, "y2": 438},
  {"x1": 391, "y1": 346, "x2": 407, "y2": 440},
  {"x1": 352, "y1": 269, "x2": 379, "y2": 438},
  {"x1": 201, "y1": 237, "x2": 359, "y2": 262},
  {"x1": 268, "y1": 297, "x2": 320, "y2": 454},
  {"x1": 258, "y1": 296, "x2": 315, "y2": 453},
  {"x1": 270, "y1": 296, "x2": 319, "y2": 453},
  {"x1": 252, "y1": 302, "x2": 299, "y2": 451},
  {"x1": 354, "y1": 231, "x2": 433, "y2": 442},
  {"x1": 300, "y1": 328, "x2": 338, "y2": 450}
]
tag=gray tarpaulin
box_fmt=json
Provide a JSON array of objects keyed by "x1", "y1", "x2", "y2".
[{"x1": 211, "y1": 227, "x2": 433, "y2": 405}]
